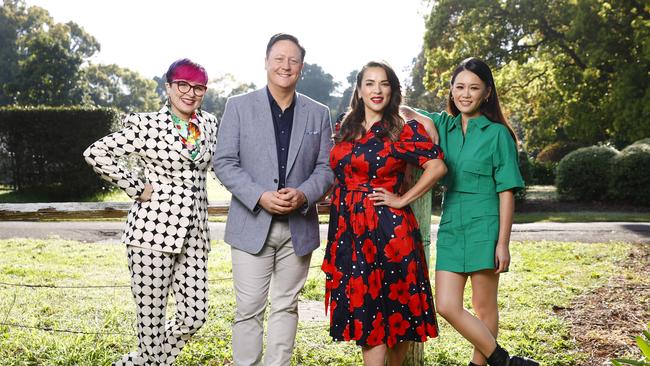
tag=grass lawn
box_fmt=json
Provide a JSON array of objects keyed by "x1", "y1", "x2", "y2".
[{"x1": 0, "y1": 238, "x2": 640, "y2": 365}]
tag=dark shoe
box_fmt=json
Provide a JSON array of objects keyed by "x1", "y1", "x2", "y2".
[
  {"x1": 487, "y1": 343, "x2": 540, "y2": 366},
  {"x1": 469, "y1": 362, "x2": 487, "y2": 366},
  {"x1": 509, "y1": 356, "x2": 540, "y2": 366},
  {"x1": 487, "y1": 343, "x2": 510, "y2": 366}
]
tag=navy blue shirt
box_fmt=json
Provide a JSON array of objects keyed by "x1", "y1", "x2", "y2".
[{"x1": 267, "y1": 87, "x2": 295, "y2": 190}]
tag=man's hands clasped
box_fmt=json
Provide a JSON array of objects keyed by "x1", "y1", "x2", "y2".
[{"x1": 258, "y1": 188, "x2": 307, "y2": 215}]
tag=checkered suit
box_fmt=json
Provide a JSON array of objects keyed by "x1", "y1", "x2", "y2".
[
  {"x1": 83, "y1": 104, "x2": 218, "y2": 365},
  {"x1": 84, "y1": 105, "x2": 218, "y2": 253}
]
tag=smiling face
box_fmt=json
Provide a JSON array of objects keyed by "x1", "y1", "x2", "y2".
[
  {"x1": 358, "y1": 66, "x2": 392, "y2": 122},
  {"x1": 265, "y1": 39, "x2": 303, "y2": 92},
  {"x1": 451, "y1": 70, "x2": 491, "y2": 119},
  {"x1": 165, "y1": 80, "x2": 205, "y2": 120}
]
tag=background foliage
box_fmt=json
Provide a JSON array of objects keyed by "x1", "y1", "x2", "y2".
[{"x1": 409, "y1": 0, "x2": 649, "y2": 153}]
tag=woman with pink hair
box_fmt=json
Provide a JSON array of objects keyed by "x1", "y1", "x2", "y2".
[{"x1": 84, "y1": 59, "x2": 219, "y2": 365}]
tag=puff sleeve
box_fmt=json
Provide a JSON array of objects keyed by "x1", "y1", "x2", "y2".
[{"x1": 392, "y1": 120, "x2": 444, "y2": 168}]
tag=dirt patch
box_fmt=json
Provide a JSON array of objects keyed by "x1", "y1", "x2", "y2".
[{"x1": 555, "y1": 245, "x2": 650, "y2": 365}]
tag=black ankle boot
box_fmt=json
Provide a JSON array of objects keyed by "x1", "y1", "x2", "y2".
[
  {"x1": 509, "y1": 355, "x2": 540, "y2": 366},
  {"x1": 486, "y1": 343, "x2": 510, "y2": 366},
  {"x1": 487, "y1": 343, "x2": 540, "y2": 366}
]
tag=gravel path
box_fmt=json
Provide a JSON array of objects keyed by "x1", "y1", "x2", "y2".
[{"x1": 1, "y1": 221, "x2": 649, "y2": 244}]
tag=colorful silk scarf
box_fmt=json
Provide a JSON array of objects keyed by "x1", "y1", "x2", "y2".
[{"x1": 171, "y1": 112, "x2": 202, "y2": 160}]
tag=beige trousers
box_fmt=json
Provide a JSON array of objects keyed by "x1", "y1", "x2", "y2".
[{"x1": 231, "y1": 220, "x2": 312, "y2": 366}]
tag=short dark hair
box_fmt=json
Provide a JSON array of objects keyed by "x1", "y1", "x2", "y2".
[{"x1": 265, "y1": 33, "x2": 306, "y2": 62}]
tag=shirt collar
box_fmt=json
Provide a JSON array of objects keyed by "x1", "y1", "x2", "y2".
[
  {"x1": 266, "y1": 86, "x2": 296, "y2": 112},
  {"x1": 448, "y1": 113, "x2": 492, "y2": 131}
]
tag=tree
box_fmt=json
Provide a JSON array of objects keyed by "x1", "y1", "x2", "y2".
[
  {"x1": 333, "y1": 70, "x2": 358, "y2": 120},
  {"x1": 420, "y1": 0, "x2": 650, "y2": 151},
  {"x1": 297, "y1": 63, "x2": 338, "y2": 107},
  {"x1": 200, "y1": 74, "x2": 256, "y2": 118},
  {"x1": 85, "y1": 64, "x2": 160, "y2": 113},
  {"x1": 404, "y1": 51, "x2": 445, "y2": 111},
  {"x1": 0, "y1": 0, "x2": 99, "y2": 106}
]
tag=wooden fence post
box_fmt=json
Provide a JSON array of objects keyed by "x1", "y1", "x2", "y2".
[{"x1": 403, "y1": 168, "x2": 432, "y2": 366}]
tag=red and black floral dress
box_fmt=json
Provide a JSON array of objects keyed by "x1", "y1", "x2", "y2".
[{"x1": 322, "y1": 119, "x2": 443, "y2": 347}]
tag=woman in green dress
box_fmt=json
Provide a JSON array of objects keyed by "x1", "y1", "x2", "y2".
[{"x1": 401, "y1": 58, "x2": 538, "y2": 366}]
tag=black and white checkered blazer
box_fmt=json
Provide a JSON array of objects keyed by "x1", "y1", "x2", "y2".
[{"x1": 83, "y1": 105, "x2": 219, "y2": 253}]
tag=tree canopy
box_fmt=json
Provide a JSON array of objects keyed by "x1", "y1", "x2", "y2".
[
  {"x1": 297, "y1": 63, "x2": 338, "y2": 107},
  {"x1": 417, "y1": 0, "x2": 649, "y2": 151},
  {"x1": 0, "y1": 0, "x2": 165, "y2": 113}
]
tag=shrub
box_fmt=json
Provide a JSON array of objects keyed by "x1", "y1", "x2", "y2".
[
  {"x1": 556, "y1": 146, "x2": 618, "y2": 202},
  {"x1": 631, "y1": 137, "x2": 650, "y2": 147},
  {"x1": 0, "y1": 106, "x2": 120, "y2": 200},
  {"x1": 515, "y1": 150, "x2": 529, "y2": 202},
  {"x1": 536, "y1": 141, "x2": 583, "y2": 163},
  {"x1": 608, "y1": 143, "x2": 650, "y2": 206},
  {"x1": 529, "y1": 160, "x2": 556, "y2": 185}
]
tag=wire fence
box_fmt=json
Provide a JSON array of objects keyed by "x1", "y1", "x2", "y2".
[
  {"x1": 0, "y1": 265, "x2": 322, "y2": 289},
  {"x1": 0, "y1": 264, "x2": 327, "y2": 337}
]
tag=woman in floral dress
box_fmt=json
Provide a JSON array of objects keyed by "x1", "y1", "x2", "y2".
[{"x1": 322, "y1": 61, "x2": 447, "y2": 366}]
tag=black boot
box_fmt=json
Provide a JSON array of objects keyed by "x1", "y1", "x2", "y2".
[
  {"x1": 487, "y1": 343, "x2": 540, "y2": 366},
  {"x1": 486, "y1": 343, "x2": 510, "y2": 366},
  {"x1": 509, "y1": 356, "x2": 540, "y2": 366},
  {"x1": 469, "y1": 362, "x2": 487, "y2": 366}
]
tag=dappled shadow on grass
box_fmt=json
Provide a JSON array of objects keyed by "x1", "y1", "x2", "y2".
[{"x1": 555, "y1": 244, "x2": 650, "y2": 365}]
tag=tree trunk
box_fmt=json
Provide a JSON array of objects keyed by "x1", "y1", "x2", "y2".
[{"x1": 403, "y1": 168, "x2": 432, "y2": 366}]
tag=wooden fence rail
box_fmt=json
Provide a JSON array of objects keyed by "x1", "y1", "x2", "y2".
[{"x1": 0, "y1": 201, "x2": 332, "y2": 221}]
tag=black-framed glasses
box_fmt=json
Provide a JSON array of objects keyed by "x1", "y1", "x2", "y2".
[{"x1": 172, "y1": 81, "x2": 207, "y2": 96}]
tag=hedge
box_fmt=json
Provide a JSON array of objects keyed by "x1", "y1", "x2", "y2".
[
  {"x1": 608, "y1": 143, "x2": 650, "y2": 206},
  {"x1": 0, "y1": 106, "x2": 120, "y2": 200},
  {"x1": 556, "y1": 146, "x2": 618, "y2": 202}
]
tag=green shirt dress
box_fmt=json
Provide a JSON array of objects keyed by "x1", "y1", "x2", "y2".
[{"x1": 418, "y1": 110, "x2": 525, "y2": 273}]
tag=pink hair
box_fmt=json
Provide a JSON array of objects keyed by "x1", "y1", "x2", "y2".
[{"x1": 166, "y1": 59, "x2": 208, "y2": 85}]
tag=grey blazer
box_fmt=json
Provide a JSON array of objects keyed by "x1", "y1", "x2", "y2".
[{"x1": 213, "y1": 88, "x2": 334, "y2": 256}]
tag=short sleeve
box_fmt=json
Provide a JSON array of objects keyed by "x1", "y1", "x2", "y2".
[
  {"x1": 493, "y1": 127, "x2": 525, "y2": 192},
  {"x1": 392, "y1": 120, "x2": 444, "y2": 168}
]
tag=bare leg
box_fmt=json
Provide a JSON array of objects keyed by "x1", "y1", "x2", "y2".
[
  {"x1": 435, "y1": 270, "x2": 497, "y2": 358},
  {"x1": 469, "y1": 269, "x2": 500, "y2": 365}
]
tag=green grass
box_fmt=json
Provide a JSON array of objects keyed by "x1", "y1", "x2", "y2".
[{"x1": 0, "y1": 238, "x2": 635, "y2": 365}]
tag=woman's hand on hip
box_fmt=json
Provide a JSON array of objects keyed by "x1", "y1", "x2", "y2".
[{"x1": 368, "y1": 187, "x2": 406, "y2": 209}]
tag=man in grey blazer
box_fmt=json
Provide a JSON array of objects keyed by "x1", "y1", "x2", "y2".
[{"x1": 213, "y1": 33, "x2": 334, "y2": 366}]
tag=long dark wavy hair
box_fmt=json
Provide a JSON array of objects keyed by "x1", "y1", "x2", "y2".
[
  {"x1": 335, "y1": 61, "x2": 404, "y2": 143},
  {"x1": 447, "y1": 57, "x2": 517, "y2": 142}
]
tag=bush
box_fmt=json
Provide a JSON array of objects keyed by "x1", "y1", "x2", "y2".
[
  {"x1": 0, "y1": 106, "x2": 120, "y2": 200},
  {"x1": 536, "y1": 141, "x2": 583, "y2": 163},
  {"x1": 515, "y1": 150, "x2": 529, "y2": 202},
  {"x1": 608, "y1": 143, "x2": 650, "y2": 206},
  {"x1": 631, "y1": 137, "x2": 650, "y2": 147},
  {"x1": 556, "y1": 146, "x2": 618, "y2": 202},
  {"x1": 529, "y1": 160, "x2": 556, "y2": 185}
]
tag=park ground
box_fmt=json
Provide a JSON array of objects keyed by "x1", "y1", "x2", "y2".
[{"x1": 0, "y1": 183, "x2": 648, "y2": 365}]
